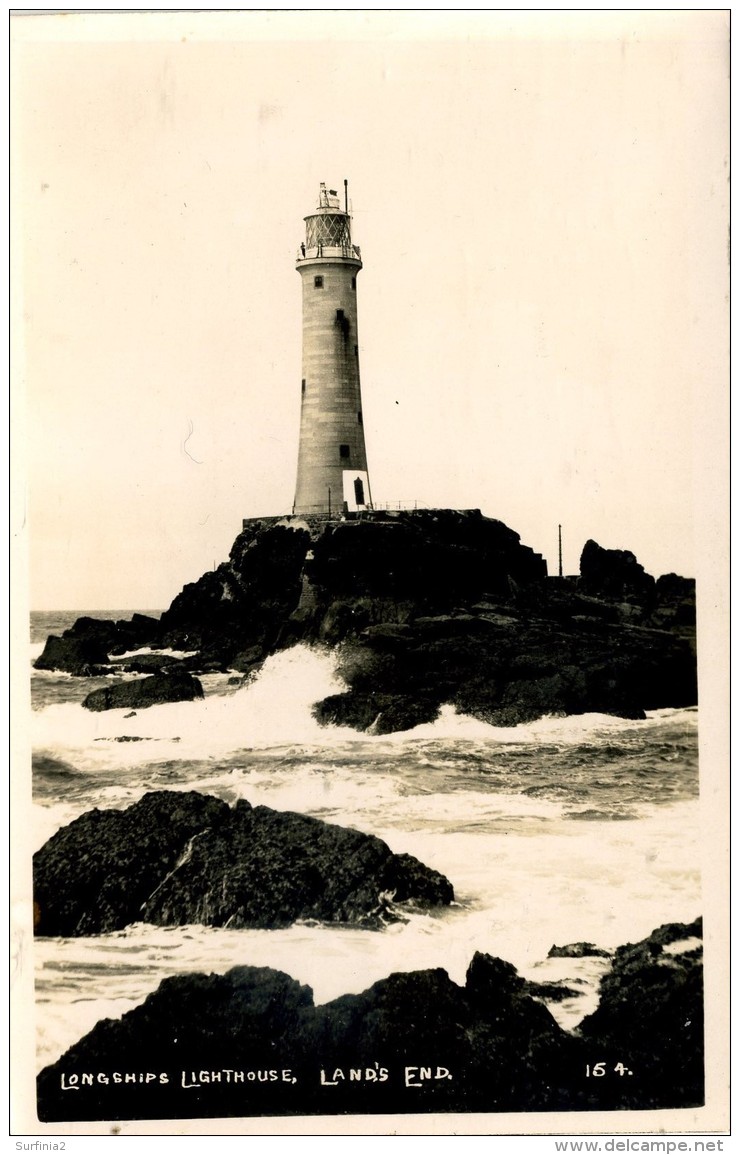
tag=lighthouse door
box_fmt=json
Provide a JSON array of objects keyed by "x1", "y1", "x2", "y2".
[{"x1": 343, "y1": 469, "x2": 369, "y2": 511}]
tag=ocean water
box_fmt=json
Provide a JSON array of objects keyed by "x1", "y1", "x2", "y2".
[{"x1": 28, "y1": 612, "x2": 701, "y2": 1074}]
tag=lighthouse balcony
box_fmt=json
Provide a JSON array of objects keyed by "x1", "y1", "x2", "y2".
[{"x1": 296, "y1": 244, "x2": 362, "y2": 265}]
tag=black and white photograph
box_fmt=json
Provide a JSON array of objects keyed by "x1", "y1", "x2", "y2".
[{"x1": 11, "y1": 9, "x2": 729, "y2": 1139}]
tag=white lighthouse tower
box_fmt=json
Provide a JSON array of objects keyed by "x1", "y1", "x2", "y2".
[{"x1": 293, "y1": 182, "x2": 372, "y2": 516}]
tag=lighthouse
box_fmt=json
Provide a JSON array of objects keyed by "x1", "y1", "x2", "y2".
[{"x1": 293, "y1": 182, "x2": 372, "y2": 516}]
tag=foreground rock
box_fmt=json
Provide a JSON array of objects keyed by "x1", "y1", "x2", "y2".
[
  {"x1": 82, "y1": 668, "x2": 204, "y2": 712},
  {"x1": 33, "y1": 791, "x2": 453, "y2": 937},
  {"x1": 579, "y1": 917, "x2": 703, "y2": 1110},
  {"x1": 36, "y1": 919, "x2": 702, "y2": 1121},
  {"x1": 36, "y1": 510, "x2": 697, "y2": 733}
]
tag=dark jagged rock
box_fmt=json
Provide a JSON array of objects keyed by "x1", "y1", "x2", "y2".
[
  {"x1": 579, "y1": 539, "x2": 655, "y2": 603},
  {"x1": 36, "y1": 920, "x2": 703, "y2": 1121},
  {"x1": 139, "y1": 801, "x2": 453, "y2": 930},
  {"x1": 34, "y1": 513, "x2": 696, "y2": 733},
  {"x1": 34, "y1": 614, "x2": 166, "y2": 674},
  {"x1": 43, "y1": 525, "x2": 311, "y2": 676},
  {"x1": 548, "y1": 942, "x2": 612, "y2": 959},
  {"x1": 82, "y1": 611, "x2": 161, "y2": 639},
  {"x1": 63, "y1": 613, "x2": 163, "y2": 656},
  {"x1": 35, "y1": 958, "x2": 583, "y2": 1121},
  {"x1": 33, "y1": 791, "x2": 453, "y2": 937},
  {"x1": 314, "y1": 598, "x2": 695, "y2": 732},
  {"x1": 60, "y1": 615, "x2": 122, "y2": 648},
  {"x1": 227, "y1": 645, "x2": 265, "y2": 676},
  {"x1": 459, "y1": 668, "x2": 644, "y2": 727},
  {"x1": 463, "y1": 953, "x2": 585, "y2": 1008},
  {"x1": 578, "y1": 918, "x2": 703, "y2": 1109},
  {"x1": 300, "y1": 522, "x2": 695, "y2": 730},
  {"x1": 158, "y1": 521, "x2": 312, "y2": 664},
  {"x1": 33, "y1": 791, "x2": 230, "y2": 936},
  {"x1": 312, "y1": 690, "x2": 440, "y2": 734},
  {"x1": 34, "y1": 635, "x2": 111, "y2": 676},
  {"x1": 652, "y1": 573, "x2": 697, "y2": 630},
  {"x1": 37, "y1": 966, "x2": 315, "y2": 1122},
  {"x1": 82, "y1": 669, "x2": 204, "y2": 712},
  {"x1": 307, "y1": 509, "x2": 546, "y2": 601}
]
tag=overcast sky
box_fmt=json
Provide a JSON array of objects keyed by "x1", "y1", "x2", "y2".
[{"x1": 13, "y1": 11, "x2": 728, "y2": 610}]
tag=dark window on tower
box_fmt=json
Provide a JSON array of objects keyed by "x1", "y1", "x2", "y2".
[
  {"x1": 351, "y1": 277, "x2": 356, "y2": 290},
  {"x1": 301, "y1": 379, "x2": 306, "y2": 394},
  {"x1": 354, "y1": 345, "x2": 358, "y2": 357},
  {"x1": 314, "y1": 275, "x2": 323, "y2": 288},
  {"x1": 336, "y1": 309, "x2": 345, "y2": 321},
  {"x1": 339, "y1": 444, "x2": 350, "y2": 459},
  {"x1": 357, "y1": 411, "x2": 363, "y2": 425}
]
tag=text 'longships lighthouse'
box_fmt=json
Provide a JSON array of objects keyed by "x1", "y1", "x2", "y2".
[{"x1": 293, "y1": 182, "x2": 372, "y2": 516}]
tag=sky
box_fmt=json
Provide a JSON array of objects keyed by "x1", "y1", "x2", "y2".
[{"x1": 12, "y1": 11, "x2": 729, "y2": 610}]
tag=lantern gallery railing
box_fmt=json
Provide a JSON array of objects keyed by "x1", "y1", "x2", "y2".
[
  {"x1": 296, "y1": 244, "x2": 362, "y2": 262},
  {"x1": 289, "y1": 500, "x2": 427, "y2": 516}
]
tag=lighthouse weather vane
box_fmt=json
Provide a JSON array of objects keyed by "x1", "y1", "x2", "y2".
[{"x1": 293, "y1": 181, "x2": 372, "y2": 517}]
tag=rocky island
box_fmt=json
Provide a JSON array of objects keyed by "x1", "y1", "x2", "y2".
[{"x1": 34, "y1": 509, "x2": 696, "y2": 734}]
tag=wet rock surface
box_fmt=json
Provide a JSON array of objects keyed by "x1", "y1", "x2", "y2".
[
  {"x1": 33, "y1": 790, "x2": 453, "y2": 937},
  {"x1": 82, "y1": 668, "x2": 204, "y2": 712},
  {"x1": 36, "y1": 920, "x2": 703, "y2": 1121}
]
